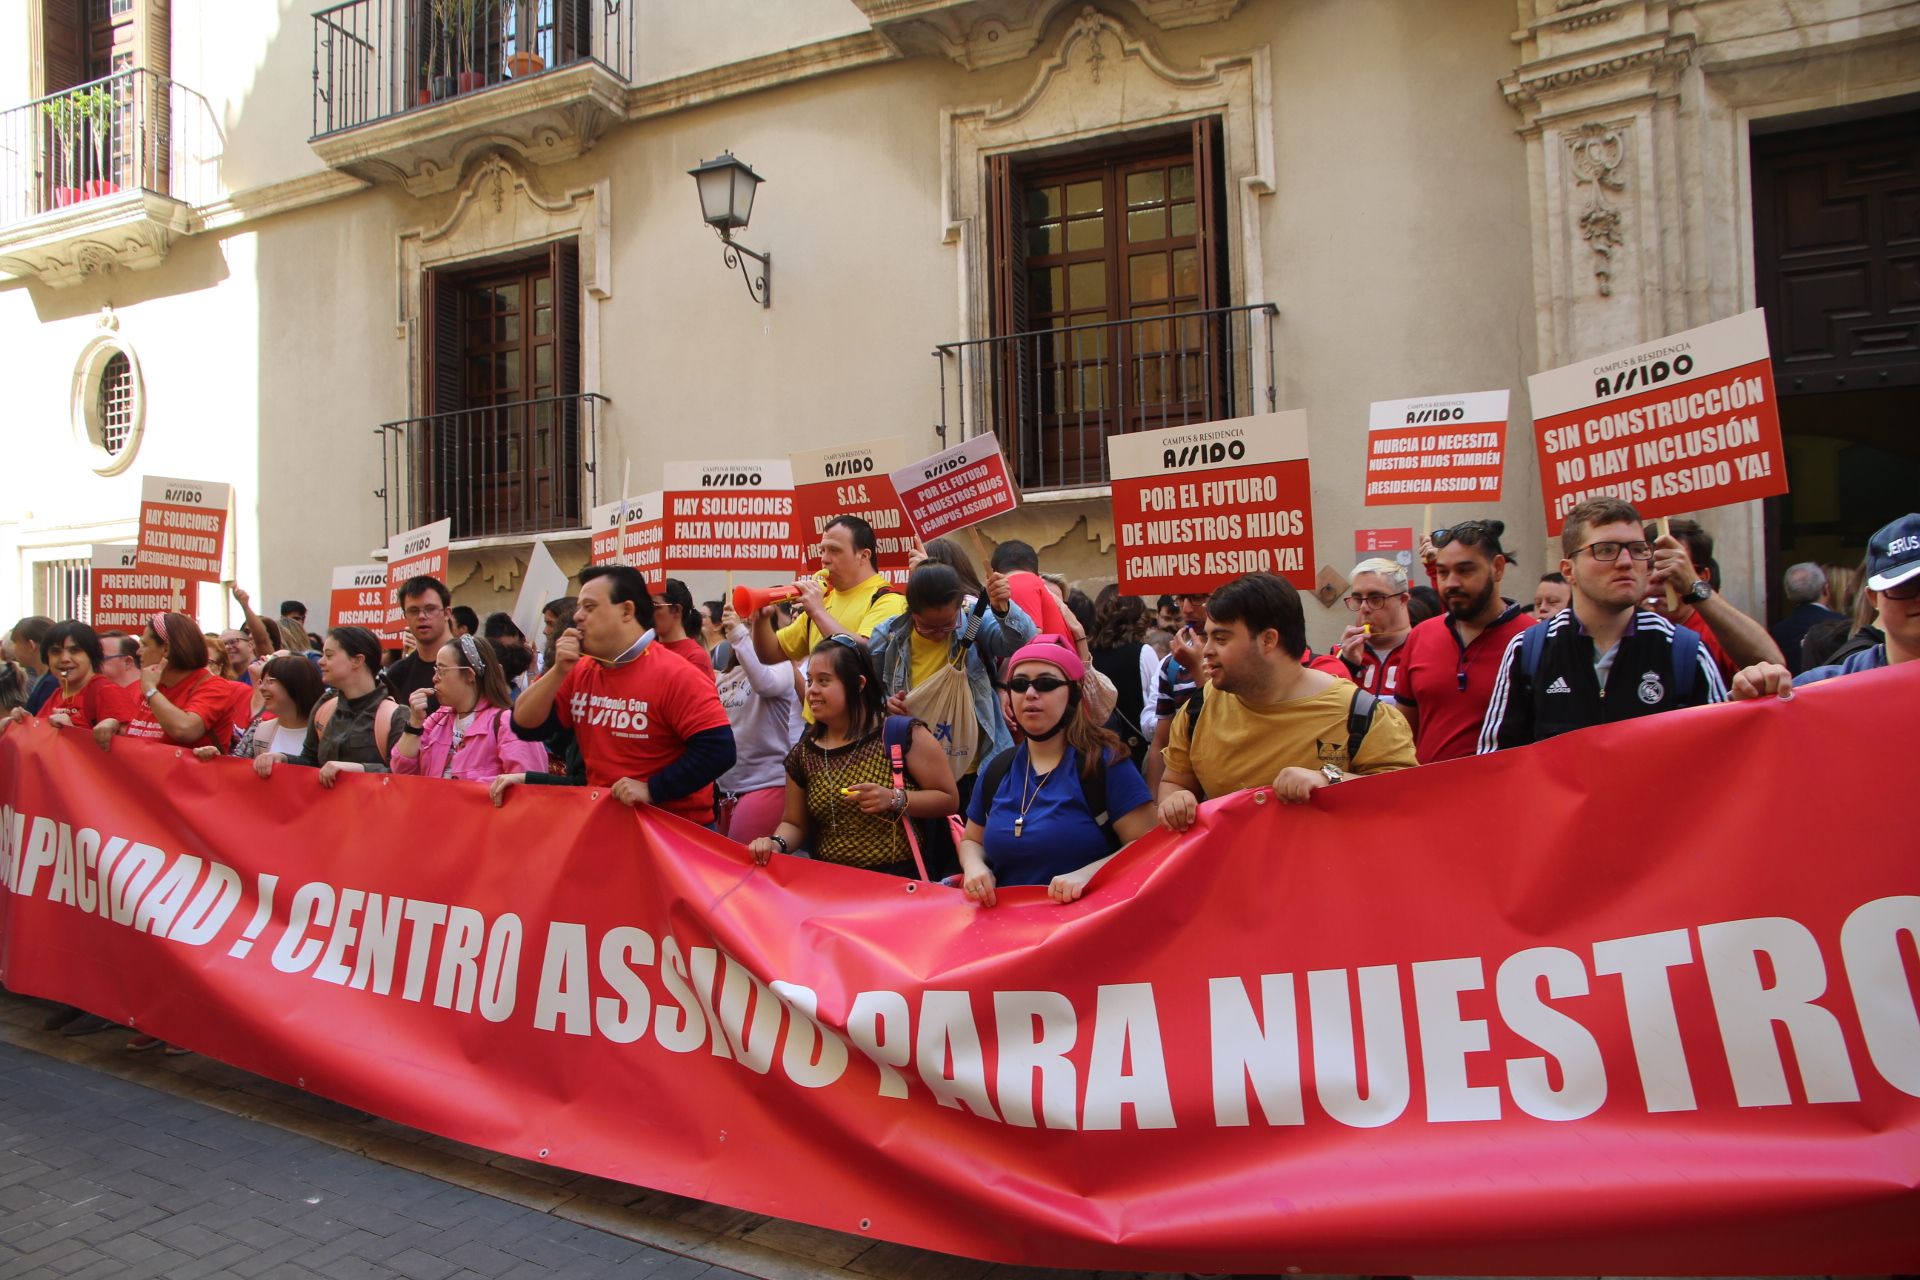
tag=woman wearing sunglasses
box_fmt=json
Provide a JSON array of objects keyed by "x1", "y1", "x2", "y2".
[
  {"x1": 956, "y1": 636, "x2": 1157, "y2": 907},
  {"x1": 748, "y1": 635, "x2": 958, "y2": 876}
]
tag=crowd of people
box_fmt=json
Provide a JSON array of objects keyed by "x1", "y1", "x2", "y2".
[{"x1": 3, "y1": 504, "x2": 1913, "y2": 1038}]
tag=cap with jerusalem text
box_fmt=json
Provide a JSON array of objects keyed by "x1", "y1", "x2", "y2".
[{"x1": 1866, "y1": 513, "x2": 1920, "y2": 591}]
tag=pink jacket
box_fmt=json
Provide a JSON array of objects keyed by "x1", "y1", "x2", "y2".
[{"x1": 390, "y1": 703, "x2": 548, "y2": 782}]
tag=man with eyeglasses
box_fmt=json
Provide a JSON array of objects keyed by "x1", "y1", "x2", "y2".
[
  {"x1": 1336, "y1": 558, "x2": 1414, "y2": 699},
  {"x1": 1728, "y1": 513, "x2": 1920, "y2": 701},
  {"x1": 1393, "y1": 519, "x2": 1537, "y2": 763},
  {"x1": 1479, "y1": 498, "x2": 1725, "y2": 752},
  {"x1": 381, "y1": 575, "x2": 455, "y2": 715}
]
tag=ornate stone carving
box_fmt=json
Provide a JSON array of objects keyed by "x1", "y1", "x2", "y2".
[
  {"x1": 855, "y1": 0, "x2": 1244, "y2": 71},
  {"x1": 1566, "y1": 123, "x2": 1627, "y2": 297},
  {"x1": 0, "y1": 190, "x2": 192, "y2": 288}
]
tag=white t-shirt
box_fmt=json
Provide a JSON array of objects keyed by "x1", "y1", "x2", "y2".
[{"x1": 268, "y1": 721, "x2": 308, "y2": 757}]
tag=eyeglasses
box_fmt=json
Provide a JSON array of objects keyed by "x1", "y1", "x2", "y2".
[
  {"x1": 1006, "y1": 674, "x2": 1070, "y2": 695},
  {"x1": 1344, "y1": 592, "x2": 1406, "y2": 611},
  {"x1": 402, "y1": 604, "x2": 444, "y2": 619},
  {"x1": 1576, "y1": 540, "x2": 1654, "y2": 563},
  {"x1": 1884, "y1": 577, "x2": 1920, "y2": 601}
]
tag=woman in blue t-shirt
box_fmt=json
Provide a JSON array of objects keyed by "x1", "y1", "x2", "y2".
[{"x1": 958, "y1": 635, "x2": 1157, "y2": 906}]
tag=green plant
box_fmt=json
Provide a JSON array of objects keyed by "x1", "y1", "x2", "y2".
[
  {"x1": 431, "y1": 0, "x2": 493, "y2": 77},
  {"x1": 40, "y1": 85, "x2": 112, "y2": 188}
]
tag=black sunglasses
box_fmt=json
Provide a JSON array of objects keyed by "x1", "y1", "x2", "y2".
[
  {"x1": 1006, "y1": 674, "x2": 1071, "y2": 695},
  {"x1": 1432, "y1": 519, "x2": 1507, "y2": 548}
]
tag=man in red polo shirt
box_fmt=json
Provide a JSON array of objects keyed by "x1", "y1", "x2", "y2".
[
  {"x1": 512, "y1": 565, "x2": 734, "y2": 825},
  {"x1": 1393, "y1": 519, "x2": 1535, "y2": 763},
  {"x1": 1335, "y1": 557, "x2": 1413, "y2": 698}
]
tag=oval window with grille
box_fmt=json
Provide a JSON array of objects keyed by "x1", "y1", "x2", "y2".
[{"x1": 71, "y1": 334, "x2": 144, "y2": 475}]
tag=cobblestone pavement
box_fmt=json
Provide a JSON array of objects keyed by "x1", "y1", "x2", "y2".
[{"x1": 0, "y1": 1041, "x2": 754, "y2": 1280}]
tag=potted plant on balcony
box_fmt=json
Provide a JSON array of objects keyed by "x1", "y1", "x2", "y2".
[
  {"x1": 505, "y1": 0, "x2": 545, "y2": 78},
  {"x1": 430, "y1": 0, "x2": 493, "y2": 95},
  {"x1": 40, "y1": 84, "x2": 114, "y2": 207}
]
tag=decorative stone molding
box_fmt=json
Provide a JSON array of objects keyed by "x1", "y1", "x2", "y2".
[
  {"x1": 311, "y1": 59, "x2": 630, "y2": 197},
  {"x1": 856, "y1": 0, "x2": 1245, "y2": 70},
  {"x1": 0, "y1": 189, "x2": 193, "y2": 288},
  {"x1": 1566, "y1": 121, "x2": 1627, "y2": 296}
]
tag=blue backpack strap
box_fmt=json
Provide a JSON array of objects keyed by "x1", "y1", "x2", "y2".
[
  {"x1": 1518, "y1": 619, "x2": 1549, "y2": 682},
  {"x1": 1080, "y1": 750, "x2": 1117, "y2": 852},
  {"x1": 1670, "y1": 624, "x2": 1701, "y2": 698},
  {"x1": 977, "y1": 747, "x2": 1017, "y2": 809}
]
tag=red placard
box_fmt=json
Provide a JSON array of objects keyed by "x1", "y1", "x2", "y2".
[
  {"x1": 1109, "y1": 412, "x2": 1315, "y2": 593},
  {"x1": 2, "y1": 667, "x2": 1917, "y2": 1274},
  {"x1": 329, "y1": 563, "x2": 394, "y2": 640},
  {"x1": 135, "y1": 475, "x2": 231, "y2": 584},
  {"x1": 1364, "y1": 390, "x2": 1509, "y2": 506},
  {"x1": 662, "y1": 461, "x2": 802, "y2": 573},
  {"x1": 1527, "y1": 309, "x2": 1787, "y2": 534},
  {"x1": 887, "y1": 435, "x2": 1018, "y2": 543},
  {"x1": 1354, "y1": 528, "x2": 1414, "y2": 557},
  {"x1": 89, "y1": 544, "x2": 193, "y2": 630},
  {"x1": 792, "y1": 438, "x2": 912, "y2": 585},
  {"x1": 385, "y1": 519, "x2": 450, "y2": 646},
  {"x1": 589, "y1": 493, "x2": 665, "y2": 588}
]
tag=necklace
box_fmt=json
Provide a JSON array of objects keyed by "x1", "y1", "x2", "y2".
[{"x1": 1013, "y1": 755, "x2": 1054, "y2": 838}]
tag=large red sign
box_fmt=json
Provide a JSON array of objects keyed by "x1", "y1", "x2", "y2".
[
  {"x1": 385, "y1": 519, "x2": 450, "y2": 646},
  {"x1": 792, "y1": 438, "x2": 912, "y2": 586},
  {"x1": 589, "y1": 493, "x2": 665, "y2": 587},
  {"x1": 888, "y1": 435, "x2": 1017, "y2": 543},
  {"x1": 329, "y1": 564, "x2": 395, "y2": 641},
  {"x1": 1527, "y1": 309, "x2": 1787, "y2": 534},
  {"x1": 90, "y1": 544, "x2": 193, "y2": 630},
  {"x1": 1109, "y1": 412, "x2": 1315, "y2": 593},
  {"x1": 135, "y1": 475, "x2": 232, "y2": 584},
  {"x1": 662, "y1": 461, "x2": 802, "y2": 574},
  {"x1": 2, "y1": 666, "x2": 1917, "y2": 1275},
  {"x1": 1364, "y1": 390, "x2": 1509, "y2": 506}
]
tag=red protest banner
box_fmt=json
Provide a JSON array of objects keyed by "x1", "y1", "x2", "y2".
[
  {"x1": 386, "y1": 518, "x2": 450, "y2": 646},
  {"x1": 1527, "y1": 309, "x2": 1786, "y2": 534},
  {"x1": 887, "y1": 435, "x2": 1017, "y2": 544},
  {"x1": 90, "y1": 544, "x2": 193, "y2": 630},
  {"x1": 1109, "y1": 412, "x2": 1315, "y2": 593},
  {"x1": 662, "y1": 461, "x2": 802, "y2": 573},
  {"x1": 329, "y1": 564, "x2": 394, "y2": 639},
  {"x1": 792, "y1": 438, "x2": 912, "y2": 585},
  {"x1": 2, "y1": 666, "x2": 1916, "y2": 1274},
  {"x1": 589, "y1": 492, "x2": 665, "y2": 587},
  {"x1": 1364, "y1": 390, "x2": 1509, "y2": 506},
  {"x1": 135, "y1": 475, "x2": 232, "y2": 584}
]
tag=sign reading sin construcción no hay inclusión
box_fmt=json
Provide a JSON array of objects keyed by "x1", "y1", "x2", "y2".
[
  {"x1": 588, "y1": 492, "x2": 665, "y2": 587},
  {"x1": 792, "y1": 438, "x2": 912, "y2": 585},
  {"x1": 1364, "y1": 390, "x2": 1510, "y2": 506},
  {"x1": 90, "y1": 545, "x2": 193, "y2": 630},
  {"x1": 662, "y1": 461, "x2": 802, "y2": 573},
  {"x1": 1527, "y1": 309, "x2": 1787, "y2": 535},
  {"x1": 1109, "y1": 412, "x2": 1316, "y2": 595},
  {"x1": 135, "y1": 476, "x2": 231, "y2": 584},
  {"x1": 888, "y1": 434, "x2": 1019, "y2": 544}
]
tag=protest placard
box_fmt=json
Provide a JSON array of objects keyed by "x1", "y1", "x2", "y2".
[
  {"x1": 888, "y1": 434, "x2": 1018, "y2": 544},
  {"x1": 792, "y1": 438, "x2": 912, "y2": 584},
  {"x1": 662, "y1": 461, "x2": 801, "y2": 573},
  {"x1": 588, "y1": 492, "x2": 665, "y2": 586},
  {"x1": 385, "y1": 518, "x2": 450, "y2": 645},
  {"x1": 1354, "y1": 527, "x2": 1415, "y2": 570},
  {"x1": 1528, "y1": 309, "x2": 1786, "y2": 534},
  {"x1": 1364, "y1": 390, "x2": 1509, "y2": 506},
  {"x1": 90, "y1": 544, "x2": 192, "y2": 630},
  {"x1": 134, "y1": 476, "x2": 231, "y2": 584},
  {"x1": 329, "y1": 564, "x2": 394, "y2": 640},
  {"x1": 1109, "y1": 412, "x2": 1315, "y2": 594}
]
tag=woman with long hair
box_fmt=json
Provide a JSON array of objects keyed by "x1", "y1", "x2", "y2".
[
  {"x1": 93, "y1": 612, "x2": 233, "y2": 753},
  {"x1": 747, "y1": 636, "x2": 958, "y2": 876},
  {"x1": 1086, "y1": 586, "x2": 1157, "y2": 767},
  {"x1": 258, "y1": 626, "x2": 408, "y2": 786},
  {"x1": 957, "y1": 635, "x2": 1157, "y2": 907},
  {"x1": 391, "y1": 634, "x2": 547, "y2": 782}
]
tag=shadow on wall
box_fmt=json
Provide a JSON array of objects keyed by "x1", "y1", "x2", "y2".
[{"x1": 14, "y1": 231, "x2": 234, "y2": 323}]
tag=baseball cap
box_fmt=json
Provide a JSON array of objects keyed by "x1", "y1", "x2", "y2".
[{"x1": 1865, "y1": 513, "x2": 1920, "y2": 591}]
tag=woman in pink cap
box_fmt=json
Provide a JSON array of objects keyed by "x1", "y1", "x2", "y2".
[{"x1": 956, "y1": 634, "x2": 1157, "y2": 906}]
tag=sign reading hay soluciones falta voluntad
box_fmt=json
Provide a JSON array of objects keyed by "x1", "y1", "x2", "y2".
[
  {"x1": 1527, "y1": 308, "x2": 1787, "y2": 535},
  {"x1": 1364, "y1": 390, "x2": 1510, "y2": 506},
  {"x1": 662, "y1": 461, "x2": 801, "y2": 574},
  {"x1": 589, "y1": 492, "x2": 665, "y2": 587},
  {"x1": 791, "y1": 438, "x2": 913, "y2": 585},
  {"x1": 90, "y1": 545, "x2": 193, "y2": 631},
  {"x1": 134, "y1": 475, "x2": 232, "y2": 584},
  {"x1": 887, "y1": 434, "x2": 1018, "y2": 544},
  {"x1": 385, "y1": 519, "x2": 451, "y2": 647},
  {"x1": 1109, "y1": 412, "x2": 1316, "y2": 595}
]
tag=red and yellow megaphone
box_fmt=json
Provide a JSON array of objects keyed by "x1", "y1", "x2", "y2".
[{"x1": 732, "y1": 583, "x2": 803, "y2": 617}]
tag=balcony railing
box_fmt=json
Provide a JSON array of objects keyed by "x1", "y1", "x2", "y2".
[
  {"x1": 934, "y1": 302, "x2": 1279, "y2": 490},
  {"x1": 0, "y1": 69, "x2": 218, "y2": 228},
  {"x1": 313, "y1": 0, "x2": 636, "y2": 137},
  {"x1": 378, "y1": 392, "x2": 606, "y2": 541}
]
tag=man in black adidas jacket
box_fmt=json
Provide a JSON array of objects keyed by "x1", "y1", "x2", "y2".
[{"x1": 1478, "y1": 498, "x2": 1725, "y2": 752}]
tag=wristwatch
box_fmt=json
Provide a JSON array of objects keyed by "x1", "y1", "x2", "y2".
[
  {"x1": 143, "y1": 687, "x2": 162, "y2": 703},
  {"x1": 1686, "y1": 580, "x2": 1713, "y2": 603},
  {"x1": 1321, "y1": 764, "x2": 1344, "y2": 785},
  {"x1": 769, "y1": 834, "x2": 789, "y2": 854}
]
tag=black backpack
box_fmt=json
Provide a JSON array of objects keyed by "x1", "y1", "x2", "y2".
[
  {"x1": 976, "y1": 745, "x2": 1120, "y2": 853},
  {"x1": 1181, "y1": 683, "x2": 1380, "y2": 799}
]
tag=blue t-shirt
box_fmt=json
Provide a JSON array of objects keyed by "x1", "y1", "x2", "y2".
[{"x1": 966, "y1": 744, "x2": 1152, "y2": 887}]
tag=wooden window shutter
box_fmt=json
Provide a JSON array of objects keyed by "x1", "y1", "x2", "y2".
[
  {"x1": 1191, "y1": 115, "x2": 1226, "y2": 312},
  {"x1": 421, "y1": 269, "x2": 465, "y2": 526},
  {"x1": 43, "y1": 0, "x2": 86, "y2": 95},
  {"x1": 987, "y1": 152, "x2": 1033, "y2": 455},
  {"x1": 550, "y1": 237, "x2": 583, "y2": 521}
]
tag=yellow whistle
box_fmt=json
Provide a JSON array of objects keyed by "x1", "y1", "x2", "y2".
[{"x1": 1362, "y1": 624, "x2": 1371, "y2": 634}]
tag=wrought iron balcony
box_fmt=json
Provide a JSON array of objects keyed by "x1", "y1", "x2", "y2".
[
  {"x1": 0, "y1": 69, "x2": 217, "y2": 231},
  {"x1": 378, "y1": 392, "x2": 606, "y2": 541},
  {"x1": 934, "y1": 302, "x2": 1279, "y2": 490}
]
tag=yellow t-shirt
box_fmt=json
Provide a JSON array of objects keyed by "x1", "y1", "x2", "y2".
[
  {"x1": 775, "y1": 573, "x2": 905, "y2": 661},
  {"x1": 1164, "y1": 679, "x2": 1416, "y2": 797},
  {"x1": 908, "y1": 628, "x2": 949, "y2": 691}
]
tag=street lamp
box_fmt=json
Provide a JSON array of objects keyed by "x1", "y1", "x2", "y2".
[{"x1": 688, "y1": 151, "x2": 770, "y2": 308}]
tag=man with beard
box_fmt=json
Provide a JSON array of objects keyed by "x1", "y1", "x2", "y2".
[
  {"x1": 1392, "y1": 519, "x2": 1536, "y2": 763},
  {"x1": 1479, "y1": 498, "x2": 1724, "y2": 751}
]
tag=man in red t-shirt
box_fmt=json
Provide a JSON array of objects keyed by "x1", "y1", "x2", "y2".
[
  {"x1": 1394, "y1": 519, "x2": 1536, "y2": 763},
  {"x1": 989, "y1": 539, "x2": 1071, "y2": 639},
  {"x1": 512, "y1": 565, "x2": 734, "y2": 825}
]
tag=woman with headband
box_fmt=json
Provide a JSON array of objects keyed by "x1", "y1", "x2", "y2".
[
  {"x1": 391, "y1": 634, "x2": 547, "y2": 783},
  {"x1": 956, "y1": 634, "x2": 1158, "y2": 907},
  {"x1": 257, "y1": 625, "x2": 408, "y2": 786},
  {"x1": 92, "y1": 612, "x2": 234, "y2": 753}
]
